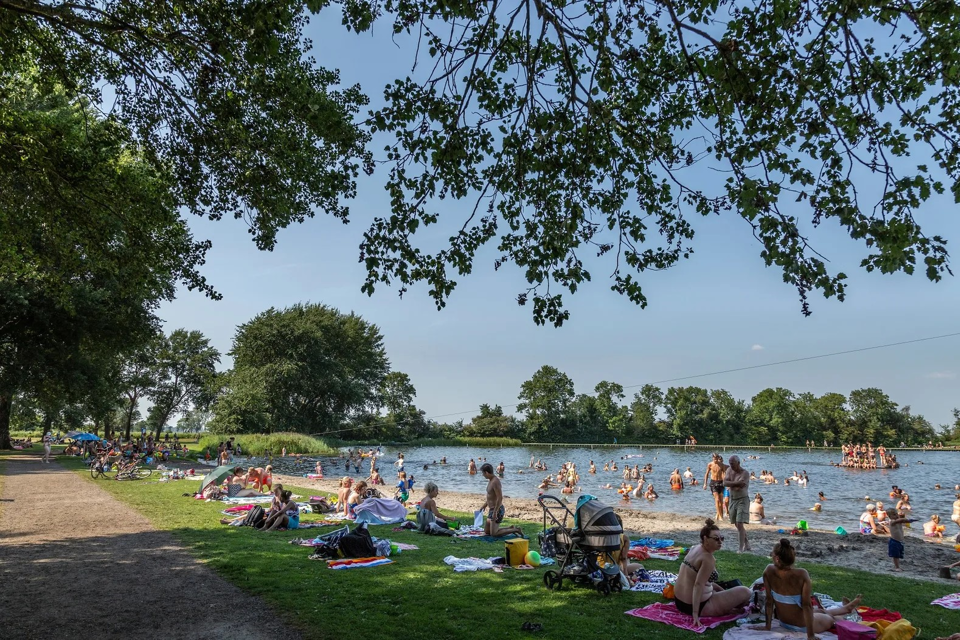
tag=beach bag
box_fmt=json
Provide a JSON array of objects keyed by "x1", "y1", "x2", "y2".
[
  {"x1": 538, "y1": 527, "x2": 559, "y2": 558},
  {"x1": 241, "y1": 506, "x2": 265, "y2": 528},
  {"x1": 835, "y1": 620, "x2": 877, "y2": 640},
  {"x1": 337, "y1": 524, "x2": 376, "y2": 558}
]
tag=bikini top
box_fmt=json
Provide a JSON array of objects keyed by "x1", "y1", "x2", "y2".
[
  {"x1": 770, "y1": 590, "x2": 804, "y2": 606},
  {"x1": 681, "y1": 557, "x2": 720, "y2": 584}
]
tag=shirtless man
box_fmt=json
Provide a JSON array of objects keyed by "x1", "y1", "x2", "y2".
[
  {"x1": 703, "y1": 454, "x2": 727, "y2": 521},
  {"x1": 479, "y1": 463, "x2": 523, "y2": 537},
  {"x1": 468, "y1": 459, "x2": 477, "y2": 475}
]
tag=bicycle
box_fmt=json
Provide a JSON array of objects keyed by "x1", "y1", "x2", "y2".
[{"x1": 115, "y1": 463, "x2": 153, "y2": 481}]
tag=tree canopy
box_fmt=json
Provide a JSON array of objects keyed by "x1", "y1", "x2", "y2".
[
  {"x1": 4, "y1": 0, "x2": 958, "y2": 326},
  {"x1": 208, "y1": 303, "x2": 390, "y2": 434}
]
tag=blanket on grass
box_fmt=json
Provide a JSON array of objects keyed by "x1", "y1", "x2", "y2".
[
  {"x1": 632, "y1": 538, "x2": 675, "y2": 549},
  {"x1": 721, "y1": 621, "x2": 836, "y2": 640},
  {"x1": 625, "y1": 603, "x2": 750, "y2": 633},
  {"x1": 443, "y1": 556, "x2": 501, "y2": 572},
  {"x1": 629, "y1": 570, "x2": 677, "y2": 593},
  {"x1": 352, "y1": 498, "x2": 408, "y2": 524},
  {"x1": 327, "y1": 557, "x2": 393, "y2": 570},
  {"x1": 629, "y1": 545, "x2": 684, "y2": 561},
  {"x1": 931, "y1": 593, "x2": 960, "y2": 610}
]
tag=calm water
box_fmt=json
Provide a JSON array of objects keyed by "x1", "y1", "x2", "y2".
[{"x1": 271, "y1": 446, "x2": 960, "y2": 540}]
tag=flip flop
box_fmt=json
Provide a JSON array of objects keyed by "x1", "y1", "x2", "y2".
[{"x1": 520, "y1": 622, "x2": 543, "y2": 632}]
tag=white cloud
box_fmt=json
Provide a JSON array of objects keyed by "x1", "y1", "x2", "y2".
[
  {"x1": 751, "y1": 344, "x2": 764, "y2": 351},
  {"x1": 925, "y1": 371, "x2": 956, "y2": 379}
]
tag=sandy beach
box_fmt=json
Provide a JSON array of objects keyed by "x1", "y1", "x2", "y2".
[{"x1": 276, "y1": 471, "x2": 960, "y2": 586}]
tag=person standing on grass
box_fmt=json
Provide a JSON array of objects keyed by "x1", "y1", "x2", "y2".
[
  {"x1": 42, "y1": 432, "x2": 52, "y2": 463},
  {"x1": 479, "y1": 463, "x2": 523, "y2": 538},
  {"x1": 724, "y1": 455, "x2": 751, "y2": 553}
]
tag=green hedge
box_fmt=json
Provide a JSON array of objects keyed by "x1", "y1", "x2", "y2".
[{"x1": 196, "y1": 432, "x2": 339, "y2": 456}]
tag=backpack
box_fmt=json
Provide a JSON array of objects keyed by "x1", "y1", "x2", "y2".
[
  {"x1": 337, "y1": 524, "x2": 377, "y2": 558},
  {"x1": 241, "y1": 505, "x2": 265, "y2": 528}
]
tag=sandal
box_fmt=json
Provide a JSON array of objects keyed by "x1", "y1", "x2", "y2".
[{"x1": 521, "y1": 622, "x2": 543, "y2": 632}]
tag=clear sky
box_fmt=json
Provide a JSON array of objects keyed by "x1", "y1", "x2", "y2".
[{"x1": 160, "y1": 11, "x2": 960, "y2": 429}]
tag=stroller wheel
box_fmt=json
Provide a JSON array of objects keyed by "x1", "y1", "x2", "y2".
[
  {"x1": 597, "y1": 582, "x2": 611, "y2": 596},
  {"x1": 543, "y1": 570, "x2": 562, "y2": 591}
]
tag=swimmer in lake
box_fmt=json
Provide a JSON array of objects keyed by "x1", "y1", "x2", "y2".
[
  {"x1": 810, "y1": 503, "x2": 822, "y2": 512},
  {"x1": 645, "y1": 484, "x2": 659, "y2": 500},
  {"x1": 818, "y1": 491, "x2": 826, "y2": 501}
]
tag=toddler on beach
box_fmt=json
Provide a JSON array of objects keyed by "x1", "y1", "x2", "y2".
[{"x1": 887, "y1": 509, "x2": 912, "y2": 572}]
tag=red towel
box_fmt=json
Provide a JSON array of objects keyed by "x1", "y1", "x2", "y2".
[{"x1": 856, "y1": 607, "x2": 902, "y2": 623}]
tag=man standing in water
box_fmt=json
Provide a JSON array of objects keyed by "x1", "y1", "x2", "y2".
[
  {"x1": 724, "y1": 455, "x2": 751, "y2": 553},
  {"x1": 703, "y1": 453, "x2": 727, "y2": 521},
  {"x1": 479, "y1": 463, "x2": 523, "y2": 538}
]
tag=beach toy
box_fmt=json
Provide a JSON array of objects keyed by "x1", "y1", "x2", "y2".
[
  {"x1": 836, "y1": 526, "x2": 847, "y2": 536},
  {"x1": 525, "y1": 551, "x2": 541, "y2": 566},
  {"x1": 797, "y1": 520, "x2": 808, "y2": 531},
  {"x1": 390, "y1": 543, "x2": 400, "y2": 555},
  {"x1": 505, "y1": 538, "x2": 529, "y2": 566}
]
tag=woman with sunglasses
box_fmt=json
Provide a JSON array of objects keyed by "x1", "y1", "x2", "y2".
[{"x1": 673, "y1": 518, "x2": 753, "y2": 628}]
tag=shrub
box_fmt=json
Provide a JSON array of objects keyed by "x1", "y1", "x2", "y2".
[{"x1": 196, "y1": 432, "x2": 338, "y2": 456}]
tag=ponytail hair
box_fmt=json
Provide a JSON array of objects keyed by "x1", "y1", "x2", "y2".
[
  {"x1": 774, "y1": 538, "x2": 796, "y2": 566},
  {"x1": 699, "y1": 518, "x2": 719, "y2": 541}
]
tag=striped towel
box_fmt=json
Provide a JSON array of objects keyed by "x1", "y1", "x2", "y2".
[{"x1": 327, "y1": 557, "x2": 393, "y2": 570}]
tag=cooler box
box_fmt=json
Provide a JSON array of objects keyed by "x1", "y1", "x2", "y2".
[{"x1": 505, "y1": 538, "x2": 529, "y2": 566}]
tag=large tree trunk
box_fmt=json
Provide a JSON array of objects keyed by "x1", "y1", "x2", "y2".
[{"x1": 0, "y1": 394, "x2": 12, "y2": 450}]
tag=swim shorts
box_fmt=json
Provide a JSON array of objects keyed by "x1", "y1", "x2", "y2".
[
  {"x1": 728, "y1": 496, "x2": 749, "y2": 524},
  {"x1": 888, "y1": 537, "x2": 904, "y2": 559},
  {"x1": 488, "y1": 504, "x2": 505, "y2": 524},
  {"x1": 710, "y1": 481, "x2": 724, "y2": 494}
]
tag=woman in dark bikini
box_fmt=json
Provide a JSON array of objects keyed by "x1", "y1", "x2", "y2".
[
  {"x1": 762, "y1": 538, "x2": 862, "y2": 638},
  {"x1": 672, "y1": 518, "x2": 752, "y2": 628}
]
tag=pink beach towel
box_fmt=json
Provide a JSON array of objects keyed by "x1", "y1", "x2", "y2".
[
  {"x1": 931, "y1": 592, "x2": 960, "y2": 610},
  {"x1": 625, "y1": 602, "x2": 750, "y2": 633}
]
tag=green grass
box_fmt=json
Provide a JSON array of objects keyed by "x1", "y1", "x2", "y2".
[
  {"x1": 52, "y1": 456, "x2": 960, "y2": 640},
  {"x1": 197, "y1": 432, "x2": 339, "y2": 456}
]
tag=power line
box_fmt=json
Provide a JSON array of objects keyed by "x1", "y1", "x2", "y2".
[{"x1": 420, "y1": 330, "x2": 960, "y2": 421}]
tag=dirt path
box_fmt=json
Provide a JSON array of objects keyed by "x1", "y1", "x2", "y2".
[{"x1": 0, "y1": 454, "x2": 301, "y2": 640}]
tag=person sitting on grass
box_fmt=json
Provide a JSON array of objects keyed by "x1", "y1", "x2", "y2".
[
  {"x1": 348, "y1": 480, "x2": 368, "y2": 518},
  {"x1": 419, "y1": 481, "x2": 452, "y2": 529},
  {"x1": 672, "y1": 518, "x2": 753, "y2": 628},
  {"x1": 264, "y1": 490, "x2": 300, "y2": 531},
  {"x1": 615, "y1": 515, "x2": 644, "y2": 578},
  {"x1": 762, "y1": 538, "x2": 863, "y2": 637}
]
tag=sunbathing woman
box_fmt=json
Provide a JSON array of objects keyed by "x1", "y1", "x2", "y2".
[
  {"x1": 673, "y1": 519, "x2": 752, "y2": 628},
  {"x1": 762, "y1": 538, "x2": 862, "y2": 637},
  {"x1": 347, "y1": 480, "x2": 368, "y2": 518}
]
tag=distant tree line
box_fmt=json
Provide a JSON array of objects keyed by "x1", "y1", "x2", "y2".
[{"x1": 9, "y1": 301, "x2": 957, "y2": 448}]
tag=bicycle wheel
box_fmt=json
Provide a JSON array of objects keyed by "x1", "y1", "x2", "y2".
[{"x1": 135, "y1": 468, "x2": 153, "y2": 479}]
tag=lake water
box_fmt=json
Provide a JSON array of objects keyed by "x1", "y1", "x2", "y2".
[{"x1": 276, "y1": 445, "x2": 960, "y2": 540}]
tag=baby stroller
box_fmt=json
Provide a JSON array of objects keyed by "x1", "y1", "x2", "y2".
[{"x1": 537, "y1": 494, "x2": 624, "y2": 595}]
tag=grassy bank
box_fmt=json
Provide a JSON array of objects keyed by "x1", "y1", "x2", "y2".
[
  {"x1": 56, "y1": 458, "x2": 960, "y2": 639},
  {"x1": 197, "y1": 432, "x2": 338, "y2": 456}
]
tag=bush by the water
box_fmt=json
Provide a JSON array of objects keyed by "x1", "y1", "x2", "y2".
[{"x1": 197, "y1": 432, "x2": 338, "y2": 456}]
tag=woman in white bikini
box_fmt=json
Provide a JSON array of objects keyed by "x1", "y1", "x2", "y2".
[{"x1": 762, "y1": 538, "x2": 862, "y2": 638}]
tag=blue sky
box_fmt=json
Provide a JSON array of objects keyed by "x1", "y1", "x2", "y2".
[{"x1": 160, "y1": 12, "x2": 960, "y2": 429}]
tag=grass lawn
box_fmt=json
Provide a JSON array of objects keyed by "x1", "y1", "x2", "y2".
[{"x1": 45, "y1": 456, "x2": 960, "y2": 639}]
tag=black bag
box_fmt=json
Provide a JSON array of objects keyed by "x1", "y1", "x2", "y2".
[
  {"x1": 716, "y1": 579, "x2": 743, "y2": 590},
  {"x1": 242, "y1": 505, "x2": 265, "y2": 528},
  {"x1": 337, "y1": 524, "x2": 376, "y2": 558}
]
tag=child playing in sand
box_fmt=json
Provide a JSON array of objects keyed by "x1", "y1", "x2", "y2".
[{"x1": 888, "y1": 509, "x2": 912, "y2": 572}]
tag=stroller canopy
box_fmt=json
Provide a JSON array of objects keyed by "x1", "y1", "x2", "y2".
[{"x1": 574, "y1": 498, "x2": 622, "y2": 551}]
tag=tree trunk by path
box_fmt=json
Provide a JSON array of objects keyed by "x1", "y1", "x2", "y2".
[
  {"x1": 0, "y1": 456, "x2": 303, "y2": 640},
  {"x1": 0, "y1": 394, "x2": 11, "y2": 449}
]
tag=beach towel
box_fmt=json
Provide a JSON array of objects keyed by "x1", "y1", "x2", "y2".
[
  {"x1": 443, "y1": 556, "x2": 500, "y2": 572},
  {"x1": 856, "y1": 608, "x2": 901, "y2": 623},
  {"x1": 629, "y1": 570, "x2": 678, "y2": 593},
  {"x1": 625, "y1": 602, "x2": 750, "y2": 633},
  {"x1": 220, "y1": 495, "x2": 277, "y2": 505},
  {"x1": 931, "y1": 593, "x2": 960, "y2": 610},
  {"x1": 298, "y1": 520, "x2": 344, "y2": 528},
  {"x1": 393, "y1": 543, "x2": 419, "y2": 551},
  {"x1": 633, "y1": 538, "x2": 675, "y2": 549},
  {"x1": 327, "y1": 557, "x2": 393, "y2": 570},
  {"x1": 721, "y1": 622, "x2": 822, "y2": 640},
  {"x1": 352, "y1": 498, "x2": 408, "y2": 524}
]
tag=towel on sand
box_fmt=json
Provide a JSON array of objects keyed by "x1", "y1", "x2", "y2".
[{"x1": 625, "y1": 603, "x2": 750, "y2": 633}]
